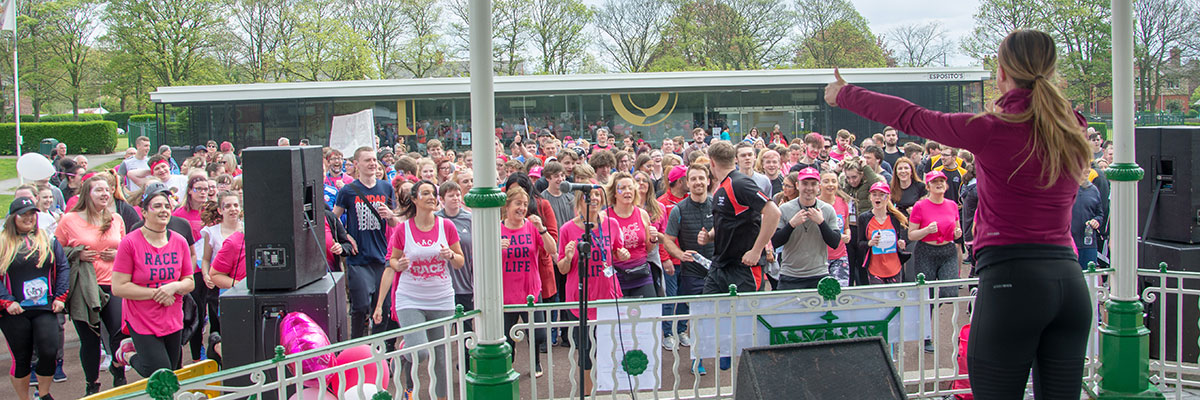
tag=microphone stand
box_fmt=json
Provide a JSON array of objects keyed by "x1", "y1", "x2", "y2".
[{"x1": 576, "y1": 188, "x2": 593, "y2": 400}]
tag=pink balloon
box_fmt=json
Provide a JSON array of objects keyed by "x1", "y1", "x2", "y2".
[
  {"x1": 279, "y1": 313, "x2": 333, "y2": 387},
  {"x1": 287, "y1": 387, "x2": 335, "y2": 400},
  {"x1": 326, "y1": 345, "x2": 392, "y2": 394}
]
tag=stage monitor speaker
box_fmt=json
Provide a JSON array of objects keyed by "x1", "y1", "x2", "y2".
[
  {"x1": 734, "y1": 337, "x2": 905, "y2": 400},
  {"x1": 221, "y1": 272, "x2": 347, "y2": 399},
  {"x1": 242, "y1": 145, "x2": 326, "y2": 291},
  {"x1": 1136, "y1": 126, "x2": 1200, "y2": 244},
  {"x1": 1140, "y1": 239, "x2": 1200, "y2": 362}
]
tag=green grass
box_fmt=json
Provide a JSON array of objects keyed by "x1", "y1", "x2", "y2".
[
  {"x1": 0, "y1": 159, "x2": 15, "y2": 181},
  {"x1": 0, "y1": 194, "x2": 12, "y2": 213},
  {"x1": 93, "y1": 157, "x2": 122, "y2": 172},
  {"x1": 115, "y1": 135, "x2": 128, "y2": 150}
]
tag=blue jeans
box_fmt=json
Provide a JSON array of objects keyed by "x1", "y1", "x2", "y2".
[
  {"x1": 662, "y1": 268, "x2": 686, "y2": 335},
  {"x1": 1077, "y1": 247, "x2": 1098, "y2": 270}
]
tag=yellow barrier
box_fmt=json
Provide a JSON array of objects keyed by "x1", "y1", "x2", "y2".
[{"x1": 81, "y1": 360, "x2": 220, "y2": 400}]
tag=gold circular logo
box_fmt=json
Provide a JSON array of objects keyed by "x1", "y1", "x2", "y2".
[{"x1": 611, "y1": 93, "x2": 679, "y2": 127}]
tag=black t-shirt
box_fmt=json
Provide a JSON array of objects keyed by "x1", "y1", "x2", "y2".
[
  {"x1": 788, "y1": 160, "x2": 823, "y2": 174},
  {"x1": 883, "y1": 147, "x2": 903, "y2": 168},
  {"x1": 768, "y1": 175, "x2": 784, "y2": 198},
  {"x1": 665, "y1": 196, "x2": 714, "y2": 278},
  {"x1": 896, "y1": 181, "x2": 926, "y2": 216},
  {"x1": 712, "y1": 171, "x2": 770, "y2": 268},
  {"x1": 0, "y1": 240, "x2": 68, "y2": 312},
  {"x1": 130, "y1": 216, "x2": 198, "y2": 246}
]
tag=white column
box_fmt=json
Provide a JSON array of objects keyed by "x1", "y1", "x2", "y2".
[
  {"x1": 467, "y1": 0, "x2": 503, "y2": 345},
  {"x1": 1110, "y1": 0, "x2": 1137, "y2": 301}
]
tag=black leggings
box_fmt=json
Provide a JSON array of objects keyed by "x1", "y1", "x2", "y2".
[
  {"x1": 0, "y1": 310, "x2": 60, "y2": 378},
  {"x1": 503, "y1": 311, "x2": 543, "y2": 370},
  {"x1": 128, "y1": 327, "x2": 183, "y2": 378},
  {"x1": 968, "y1": 246, "x2": 1091, "y2": 399},
  {"x1": 72, "y1": 285, "x2": 127, "y2": 385},
  {"x1": 188, "y1": 271, "x2": 209, "y2": 360}
]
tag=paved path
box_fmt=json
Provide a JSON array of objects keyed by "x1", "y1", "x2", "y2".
[{"x1": 0, "y1": 151, "x2": 125, "y2": 194}]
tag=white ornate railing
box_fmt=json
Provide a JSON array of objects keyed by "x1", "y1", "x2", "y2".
[{"x1": 109, "y1": 265, "x2": 1200, "y2": 399}]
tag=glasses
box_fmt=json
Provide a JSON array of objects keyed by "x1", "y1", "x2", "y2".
[{"x1": 193, "y1": 186, "x2": 210, "y2": 192}]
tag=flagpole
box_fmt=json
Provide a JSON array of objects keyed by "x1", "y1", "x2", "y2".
[{"x1": 11, "y1": 1, "x2": 19, "y2": 162}]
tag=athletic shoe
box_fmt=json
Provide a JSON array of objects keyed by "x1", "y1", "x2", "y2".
[
  {"x1": 99, "y1": 351, "x2": 112, "y2": 370},
  {"x1": 662, "y1": 335, "x2": 678, "y2": 350},
  {"x1": 400, "y1": 389, "x2": 413, "y2": 400},
  {"x1": 113, "y1": 338, "x2": 136, "y2": 368},
  {"x1": 39, "y1": 394, "x2": 54, "y2": 400},
  {"x1": 678, "y1": 332, "x2": 692, "y2": 347},
  {"x1": 693, "y1": 361, "x2": 707, "y2": 376},
  {"x1": 53, "y1": 359, "x2": 67, "y2": 382},
  {"x1": 719, "y1": 356, "x2": 731, "y2": 370},
  {"x1": 85, "y1": 382, "x2": 101, "y2": 395},
  {"x1": 924, "y1": 339, "x2": 935, "y2": 353},
  {"x1": 28, "y1": 373, "x2": 37, "y2": 386},
  {"x1": 535, "y1": 365, "x2": 544, "y2": 378}
]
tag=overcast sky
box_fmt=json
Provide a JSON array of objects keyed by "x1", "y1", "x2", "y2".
[{"x1": 852, "y1": 0, "x2": 981, "y2": 66}]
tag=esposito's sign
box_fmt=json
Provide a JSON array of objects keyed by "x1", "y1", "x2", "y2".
[{"x1": 928, "y1": 73, "x2": 966, "y2": 80}]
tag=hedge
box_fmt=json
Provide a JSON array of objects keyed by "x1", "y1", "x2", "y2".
[
  {"x1": 37, "y1": 113, "x2": 105, "y2": 122},
  {"x1": 1088, "y1": 122, "x2": 1108, "y2": 140},
  {"x1": 0, "y1": 121, "x2": 118, "y2": 155},
  {"x1": 103, "y1": 112, "x2": 140, "y2": 131},
  {"x1": 129, "y1": 114, "x2": 157, "y2": 123}
]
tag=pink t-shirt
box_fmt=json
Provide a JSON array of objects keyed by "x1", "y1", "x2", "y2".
[
  {"x1": 827, "y1": 196, "x2": 849, "y2": 260},
  {"x1": 501, "y1": 220, "x2": 542, "y2": 305},
  {"x1": 55, "y1": 212, "x2": 126, "y2": 285},
  {"x1": 210, "y1": 232, "x2": 246, "y2": 283},
  {"x1": 605, "y1": 207, "x2": 648, "y2": 267},
  {"x1": 558, "y1": 218, "x2": 624, "y2": 319},
  {"x1": 113, "y1": 230, "x2": 194, "y2": 337},
  {"x1": 910, "y1": 198, "x2": 960, "y2": 243},
  {"x1": 172, "y1": 207, "x2": 204, "y2": 242}
]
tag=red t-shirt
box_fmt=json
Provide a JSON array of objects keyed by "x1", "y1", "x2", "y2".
[
  {"x1": 113, "y1": 230, "x2": 194, "y2": 337},
  {"x1": 827, "y1": 196, "x2": 849, "y2": 260},
  {"x1": 558, "y1": 218, "x2": 624, "y2": 319},
  {"x1": 501, "y1": 220, "x2": 542, "y2": 305},
  {"x1": 866, "y1": 216, "x2": 902, "y2": 279},
  {"x1": 910, "y1": 198, "x2": 960, "y2": 243},
  {"x1": 210, "y1": 232, "x2": 246, "y2": 283},
  {"x1": 657, "y1": 192, "x2": 686, "y2": 266}
]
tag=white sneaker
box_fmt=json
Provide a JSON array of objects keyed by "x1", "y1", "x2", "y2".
[
  {"x1": 99, "y1": 351, "x2": 112, "y2": 370},
  {"x1": 662, "y1": 334, "x2": 678, "y2": 350},
  {"x1": 677, "y1": 332, "x2": 692, "y2": 347}
]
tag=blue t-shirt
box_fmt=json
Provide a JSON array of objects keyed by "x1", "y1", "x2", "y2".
[{"x1": 334, "y1": 179, "x2": 395, "y2": 266}]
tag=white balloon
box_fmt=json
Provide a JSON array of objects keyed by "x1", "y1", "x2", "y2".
[
  {"x1": 339, "y1": 383, "x2": 380, "y2": 400},
  {"x1": 16, "y1": 153, "x2": 55, "y2": 181}
]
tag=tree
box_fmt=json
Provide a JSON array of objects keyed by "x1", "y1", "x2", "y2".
[
  {"x1": 449, "y1": 0, "x2": 529, "y2": 75},
  {"x1": 104, "y1": 0, "x2": 226, "y2": 87},
  {"x1": 231, "y1": 0, "x2": 297, "y2": 82},
  {"x1": 349, "y1": 0, "x2": 406, "y2": 79},
  {"x1": 1039, "y1": 0, "x2": 1110, "y2": 114},
  {"x1": 529, "y1": 0, "x2": 594, "y2": 74},
  {"x1": 654, "y1": 0, "x2": 792, "y2": 71},
  {"x1": 1133, "y1": 0, "x2": 1200, "y2": 111},
  {"x1": 597, "y1": 0, "x2": 671, "y2": 73},
  {"x1": 97, "y1": 49, "x2": 153, "y2": 112},
  {"x1": 44, "y1": 0, "x2": 100, "y2": 118},
  {"x1": 276, "y1": 0, "x2": 373, "y2": 81},
  {"x1": 393, "y1": 0, "x2": 447, "y2": 78},
  {"x1": 793, "y1": 0, "x2": 886, "y2": 68},
  {"x1": 959, "y1": 0, "x2": 1041, "y2": 60},
  {"x1": 15, "y1": 0, "x2": 62, "y2": 119},
  {"x1": 886, "y1": 21, "x2": 955, "y2": 67}
]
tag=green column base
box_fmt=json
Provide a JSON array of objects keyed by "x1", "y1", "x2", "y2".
[
  {"x1": 466, "y1": 342, "x2": 519, "y2": 400},
  {"x1": 1097, "y1": 299, "x2": 1164, "y2": 399}
]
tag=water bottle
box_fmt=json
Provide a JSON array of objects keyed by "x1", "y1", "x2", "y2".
[
  {"x1": 690, "y1": 251, "x2": 713, "y2": 270},
  {"x1": 847, "y1": 202, "x2": 857, "y2": 225},
  {"x1": 1084, "y1": 225, "x2": 1094, "y2": 246}
]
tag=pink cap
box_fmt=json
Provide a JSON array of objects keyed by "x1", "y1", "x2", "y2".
[
  {"x1": 924, "y1": 170, "x2": 948, "y2": 183},
  {"x1": 564, "y1": 136, "x2": 573, "y2": 141},
  {"x1": 220, "y1": 141, "x2": 233, "y2": 152},
  {"x1": 796, "y1": 167, "x2": 820, "y2": 181},
  {"x1": 869, "y1": 181, "x2": 891, "y2": 194},
  {"x1": 667, "y1": 165, "x2": 688, "y2": 183},
  {"x1": 529, "y1": 166, "x2": 543, "y2": 178}
]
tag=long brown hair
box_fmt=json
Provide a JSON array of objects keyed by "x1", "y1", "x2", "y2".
[
  {"x1": 72, "y1": 174, "x2": 114, "y2": 234},
  {"x1": 977, "y1": 29, "x2": 1090, "y2": 188},
  {"x1": 889, "y1": 157, "x2": 918, "y2": 204}
]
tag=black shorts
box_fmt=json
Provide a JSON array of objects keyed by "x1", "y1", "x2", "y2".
[
  {"x1": 346, "y1": 262, "x2": 387, "y2": 313},
  {"x1": 702, "y1": 264, "x2": 763, "y2": 294}
]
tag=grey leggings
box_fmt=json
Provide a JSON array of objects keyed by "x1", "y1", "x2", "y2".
[{"x1": 395, "y1": 308, "x2": 454, "y2": 398}]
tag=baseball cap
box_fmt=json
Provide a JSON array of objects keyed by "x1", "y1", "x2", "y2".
[
  {"x1": 194, "y1": 145, "x2": 207, "y2": 154},
  {"x1": 869, "y1": 181, "x2": 891, "y2": 194},
  {"x1": 141, "y1": 181, "x2": 172, "y2": 208},
  {"x1": 8, "y1": 197, "x2": 37, "y2": 216},
  {"x1": 924, "y1": 170, "x2": 948, "y2": 183},
  {"x1": 667, "y1": 165, "x2": 687, "y2": 184},
  {"x1": 564, "y1": 136, "x2": 573, "y2": 141},
  {"x1": 529, "y1": 166, "x2": 543, "y2": 178},
  {"x1": 796, "y1": 167, "x2": 820, "y2": 181},
  {"x1": 220, "y1": 141, "x2": 233, "y2": 152}
]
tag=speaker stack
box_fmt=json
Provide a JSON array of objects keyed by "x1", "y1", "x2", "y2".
[
  {"x1": 734, "y1": 337, "x2": 905, "y2": 400},
  {"x1": 220, "y1": 145, "x2": 349, "y2": 397},
  {"x1": 1135, "y1": 126, "x2": 1200, "y2": 361}
]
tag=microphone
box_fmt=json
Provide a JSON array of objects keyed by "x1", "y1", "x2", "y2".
[{"x1": 560, "y1": 181, "x2": 603, "y2": 193}]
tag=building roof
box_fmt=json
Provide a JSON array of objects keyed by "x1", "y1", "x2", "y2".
[{"x1": 150, "y1": 67, "x2": 990, "y2": 105}]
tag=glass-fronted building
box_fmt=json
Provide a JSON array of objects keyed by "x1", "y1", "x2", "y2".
[{"x1": 148, "y1": 68, "x2": 989, "y2": 151}]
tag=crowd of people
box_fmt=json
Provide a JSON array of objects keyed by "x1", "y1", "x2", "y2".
[{"x1": 0, "y1": 30, "x2": 1112, "y2": 400}]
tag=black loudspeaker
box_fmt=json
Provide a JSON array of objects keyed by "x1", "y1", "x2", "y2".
[
  {"x1": 1136, "y1": 126, "x2": 1200, "y2": 244},
  {"x1": 734, "y1": 337, "x2": 905, "y2": 400},
  {"x1": 220, "y1": 272, "x2": 347, "y2": 392},
  {"x1": 1140, "y1": 239, "x2": 1200, "y2": 362},
  {"x1": 242, "y1": 145, "x2": 326, "y2": 291}
]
